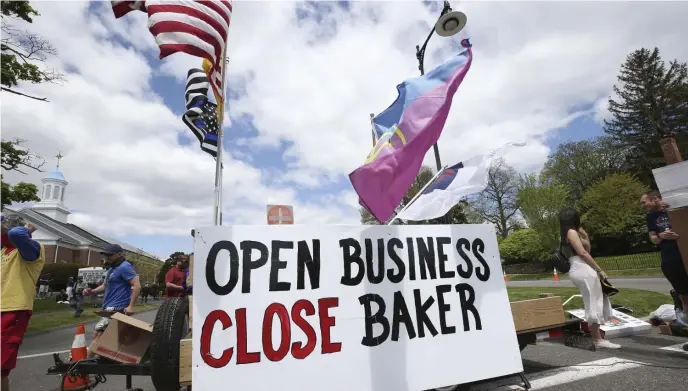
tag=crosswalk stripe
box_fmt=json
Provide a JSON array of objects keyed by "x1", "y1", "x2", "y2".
[
  {"x1": 660, "y1": 343, "x2": 688, "y2": 355},
  {"x1": 471, "y1": 357, "x2": 644, "y2": 391}
]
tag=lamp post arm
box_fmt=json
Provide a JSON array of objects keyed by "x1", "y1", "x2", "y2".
[{"x1": 415, "y1": 2, "x2": 453, "y2": 76}]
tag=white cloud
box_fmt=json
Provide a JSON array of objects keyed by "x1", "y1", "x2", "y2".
[{"x1": 2, "y1": 0, "x2": 687, "y2": 257}]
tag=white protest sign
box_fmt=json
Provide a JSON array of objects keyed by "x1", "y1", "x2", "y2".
[{"x1": 192, "y1": 225, "x2": 522, "y2": 391}]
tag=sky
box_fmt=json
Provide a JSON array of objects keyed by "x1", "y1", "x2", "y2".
[{"x1": 2, "y1": 0, "x2": 687, "y2": 260}]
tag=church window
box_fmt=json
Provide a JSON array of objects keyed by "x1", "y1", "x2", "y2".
[
  {"x1": 53, "y1": 185, "x2": 59, "y2": 199},
  {"x1": 61, "y1": 189, "x2": 65, "y2": 202},
  {"x1": 46, "y1": 185, "x2": 52, "y2": 199}
]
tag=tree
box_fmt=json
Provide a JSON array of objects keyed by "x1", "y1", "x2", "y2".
[
  {"x1": 578, "y1": 173, "x2": 648, "y2": 254},
  {"x1": 359, "y1": 165, "x2": 468, "y2": 225},
  {"x1": 541, "y1": 136, "x2": 627, "y2": 202},
  {"x1": 1, "y1": 1, "x2": 64, "y2": 101},
  {"x1": 1, "y1": 139, "x2": 44, "y2": 210},
  {"x1": 604, "y1": 47, "x2": 688, "y2": 187},
  {"x1": 467, "y1": 159, "x2": 520, "y2": 238},
  {"x1": 517, "y1": 174, "x2": 569, "y2": 253},
  {"x1": 499, "y1": 229, "x2": 549, "y2": 264}
]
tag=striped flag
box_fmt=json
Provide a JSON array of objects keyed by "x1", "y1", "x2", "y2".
[
  {"x1": 182, "y1": 68, "x2": 218, "y2": 157},
  {"x1": 111, "y1": 0, "x2": 232, "y2": 107}
]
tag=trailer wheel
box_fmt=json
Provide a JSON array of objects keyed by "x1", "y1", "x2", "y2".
[{"x1": 150, "y1": 297, "x2": 189, "y2": 391}]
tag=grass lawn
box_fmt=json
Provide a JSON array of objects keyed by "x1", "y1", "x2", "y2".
[
  {"x1": 507, "y1": 267, "x2": 664, "y2": 281},
  {"x1": 507, "y1": 287, "x2": 670, "y2": 318},
  {"x1": 28, "y1": 302, "x2": 159, "y2": 333}
]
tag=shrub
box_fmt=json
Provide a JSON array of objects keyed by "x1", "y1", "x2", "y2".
[
  {"x1": 499, "y1": 229, "x2": 549, "y2": 264},
  {"x1": 41, "y1": 263, "x2": 84, "y2": 291}
]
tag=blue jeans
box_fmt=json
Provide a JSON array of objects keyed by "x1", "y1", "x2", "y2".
[{"x1": 71, "y1": 296, "x2": 84, "y2": 315}]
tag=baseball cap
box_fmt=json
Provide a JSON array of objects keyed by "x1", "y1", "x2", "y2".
[{"x1": 101, "y1": 244, "x2": 124, "y2": 255}]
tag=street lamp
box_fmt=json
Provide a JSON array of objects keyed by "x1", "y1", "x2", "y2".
[{"x1": 415, "y1": 1, "x2": 467, "y2": 172}]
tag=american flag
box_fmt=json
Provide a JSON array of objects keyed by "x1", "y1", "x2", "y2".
[
  {"x1": 182, "y1": 68, "x2": 219, "y2": 157},
  {"x1": 111, "y1": 0, "x2": 232, "y2": 107}
]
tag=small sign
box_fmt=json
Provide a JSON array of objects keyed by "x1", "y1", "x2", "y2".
[
  {"x1": 266, "y1": 204, "x2": 294, "y2": 225},
  {"x1": 191, "y1": 224, "x2": 522, "y2": 391},
  {"x1": 568, "y1": 309, "x2": 652, "y2": 338}
]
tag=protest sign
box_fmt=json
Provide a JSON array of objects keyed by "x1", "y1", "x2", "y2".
[{"x1": 192, "y1": 225, "x2": 522, "y2": 391}]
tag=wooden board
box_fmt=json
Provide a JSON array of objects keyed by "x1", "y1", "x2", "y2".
[
  {"x1": 179, "y1": 338, "x2": 192, "y2": 386},
  {"x1": 187, "y1": 254, "x2": 193, "y2": 326},
  {"x1": 510, "y1": 296, "x2": 566, "y2": 332}
]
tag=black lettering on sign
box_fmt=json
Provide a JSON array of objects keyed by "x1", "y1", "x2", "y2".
[
  {"x1": 391, "y1": 291, "x2": 416, "y2": 341},
  {"x1": 455, "y1": 238, "x2": 473, "y2": 279},
  {"x1": 240, "y1": 241, "x2": 268, "y2": 294},
  {"x1": 472, "y1": 238, "x2": 490, "y2": 282},
  {"x1": 455, "y1": 283, "x2": 482, "y2": 331},
  {"x1": 340, "y1": 238, "x2": 364, "y2": 286},
  {"x1": 296, "y1": 240, "x2": 321, "y2": 290},
  {"x1": 405, "y1": 237, "x2": 417, "y2": 280},
  {"x1": 413, "y1": 289, "x2": 438, "y2": 338},
  {"x1": 359, "y1": 294, "x2": 389, "y2": 347},
  {"x1": 416, "y1": 237, "x2": 437, "y2": 280},
  {"x1": 269, "y1": 241, "x2": 292, "y2": 292},
  {"x1": 365, "y1": 239, "x2": 385, "y2": 284},
  {"x1": 436, "y1": 237, "x2": 455, "y2": 279},
  {"x1": 206, "y1": 241, "x2": 240, "y2": 295},
  {"x1": 386, "y1": 238, "x2": 405, "y2": 283},
  {"x1": 435, "y1": 284, "x2": 456, "y2": 335}
]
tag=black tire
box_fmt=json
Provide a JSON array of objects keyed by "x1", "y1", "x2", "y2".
[
  {"x1": 430, "y1": 384, "x2": 470, "y2": 391},
  {"x1": 150, "y1": 297, "x2": 189, "y2": 391}
]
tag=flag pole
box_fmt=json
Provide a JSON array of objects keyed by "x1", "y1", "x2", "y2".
[
  {"x1": 212, "y1": 47, "x2": 228, "y2": 226},
  {"x1": 388, "y1": 165, "x2": 448, "y2": 225},
  {"x1": 370, "y1": 113, "x2": 376, "y2": 147}
]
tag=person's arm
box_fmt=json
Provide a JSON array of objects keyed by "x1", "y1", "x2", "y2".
[
  {"x1": 122, "y1": 263, "x2": 140, "y2": 314},
  {"x1": 7, "y1": 226, "x2": 41, "y2": 261},
  {"x1": 567, "y1": 230, "x2": 603, "y2": 273}
]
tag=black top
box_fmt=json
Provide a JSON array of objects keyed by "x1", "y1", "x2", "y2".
[{"x1": 646, "y1": 211, "x2": 682, "y2": 263}]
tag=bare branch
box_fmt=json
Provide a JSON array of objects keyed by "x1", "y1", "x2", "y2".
[{"x1": 1, "y1": 86, "x2": 48, "y2": 101}]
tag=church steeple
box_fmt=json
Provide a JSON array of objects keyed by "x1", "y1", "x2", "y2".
[{"x1": 32, "y1": 153, "x2": 70, "y2": 223}]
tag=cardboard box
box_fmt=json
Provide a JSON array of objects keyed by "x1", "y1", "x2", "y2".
[
  {"x1": 90, "y1": 313, "x2": 153, "y2": 364},
  {"x1": 668, "y1": 207, "x2": 688, "y2": 273},
  {"x1": 510, "y1": 297, "x2": 566, "y2": 332}
]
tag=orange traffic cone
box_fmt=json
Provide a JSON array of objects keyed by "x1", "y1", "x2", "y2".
[
  {"x1": 553, "y1": 268, "x2": 560, "y2": 282},
  {"x1": 503, "y1": 271, "x2": 509, "y2": 282},
  {"x1": 58, "y1": 324, "x2": 92, "y2": 391}
]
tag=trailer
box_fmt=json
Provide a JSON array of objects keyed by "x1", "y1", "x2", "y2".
[{"x1": 47, "y1": 260, "x2": 594, "y2": 391}]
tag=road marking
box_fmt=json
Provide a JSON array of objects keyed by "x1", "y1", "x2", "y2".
[
  {"x1": 660, "y1": 343, "x2": 688, "y2": 355},
  {"x1": 471, "y1": 357, "x2": 644, "y2": 391},
  {"x1": 18, "y1": 350, "x2": 70, "y2": 360}
]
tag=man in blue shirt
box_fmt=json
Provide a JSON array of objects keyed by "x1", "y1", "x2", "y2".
[{"x1": 83, "y1": 244, "x2": 140, "y2": 337}]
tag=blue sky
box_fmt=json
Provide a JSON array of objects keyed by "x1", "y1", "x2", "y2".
[{"x1": 2, "y1": 1, "x2": 686, "y2": 260}]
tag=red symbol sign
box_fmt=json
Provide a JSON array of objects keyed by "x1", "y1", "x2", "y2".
[{"x1": 267, "y1": 205, "x2": 294, "y2": 225}]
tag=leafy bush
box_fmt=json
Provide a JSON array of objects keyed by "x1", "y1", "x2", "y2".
[
  {"x1": 499, "y1": 229, "x2": 549, "y2": 264},
  {"x1": 41, "y1": 263, "x2": 84, "y2": 291}
]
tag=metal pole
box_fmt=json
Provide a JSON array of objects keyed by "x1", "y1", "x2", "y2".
[
  {"x1": 370, "y1": 113, "x2": 377, "y2": 147},
  {"x1": 416, "y1": 2, "x2": 452, "y2": 173},
  {"x1": 212, "y1": 47, "x2": 229, "y2": 226}
]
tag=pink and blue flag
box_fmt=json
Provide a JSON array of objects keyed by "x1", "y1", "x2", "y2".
[{"x1": 349, "y1": 39, "x2": 474, "y2": 222}]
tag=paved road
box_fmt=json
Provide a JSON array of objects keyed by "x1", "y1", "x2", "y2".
[
  {"x1": 10, "y1": 308, "x2": 688, "y2": 391},
  {"x1": 507, "y1": 277, "x2": 673, "y2": 293}
]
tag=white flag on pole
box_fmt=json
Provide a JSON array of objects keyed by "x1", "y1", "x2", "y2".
[{"x1": 395, "y1": 142, "x2": 526, "y2": 221}]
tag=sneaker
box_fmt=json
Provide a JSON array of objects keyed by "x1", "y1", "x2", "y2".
[{"x1": 595, "y1": 340, "x2": 621, "y2": 350}]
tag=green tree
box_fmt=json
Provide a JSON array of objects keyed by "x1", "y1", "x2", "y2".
[
  {"x1": 604, "y1": 47, "x2": 688, "y2": 187},
  {"x1": 359, "y1": 165, "x2": 468, "y2": 225},
  {"x1": 467, "y1": 159, "x2": 520, "y2": 238},
  {"x1": 579, "y1": 173, "x2": 647, "y2": 237},
  {"x1": 1, "y1": 1, "x2": 64, "y2": 101},
  {"x1": 541, "y1": 136, "x2": 627, "y2": 202},
  {"x1": 498, "y1": 229, "x2": 549, "y2": 264},
  {"x1": 517, "y1": 174, "x2": 569, "y2": 253},
  {"x1": 1, "y1": 139, "x2": 43, "y2": 210}
]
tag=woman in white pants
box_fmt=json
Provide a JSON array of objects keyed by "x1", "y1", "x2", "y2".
[{"x1": 559, "y1": 207, "x2": 620, "y2": 349}]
